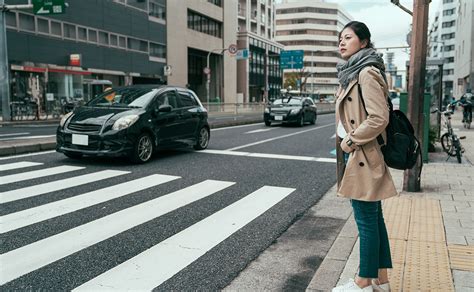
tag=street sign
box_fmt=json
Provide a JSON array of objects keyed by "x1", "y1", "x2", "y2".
[
  {"x1": 164, "y1": 65, "x2": 172, "y2": 76},
  {"x1": 235, "y1": 49, "x2": 249, "y2": 60},
  {"x1": 280, "y1": 50, "x2": 304, "y2": 69},
  {"x1": 33, "y1": 0, "x2": 66, "y2": 15},
  {"x1": 203, "y1": 67, "x2": 211, "y2": 75},
  {"x1": 228, "y1": 44, "x2": 238, "y2": 55}
]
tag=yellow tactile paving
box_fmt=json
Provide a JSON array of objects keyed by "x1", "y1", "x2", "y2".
[
  {"x1": 389, "y1": 239, "x2": 407, "y2": 264},
  {"x1": 382, "y1": 196, "x2": 455, "y2": 291},
  {"x1": 448, "y1": 244, "x2": 474, "y2": 271}
]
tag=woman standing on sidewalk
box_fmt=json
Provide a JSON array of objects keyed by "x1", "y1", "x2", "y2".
[{"x1": 332, "y1": 21, "x2": 397, "y2": 292}]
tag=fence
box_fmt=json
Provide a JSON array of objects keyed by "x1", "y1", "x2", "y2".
[{"x1": 201, "y1": 102, "x2": 336, "y2": 115}]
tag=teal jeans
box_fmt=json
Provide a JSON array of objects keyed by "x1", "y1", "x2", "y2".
[{"x1": 351, "y1": 199, "x2": 393, "y2": 278}]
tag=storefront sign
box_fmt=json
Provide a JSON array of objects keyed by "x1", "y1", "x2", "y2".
[{"x1": 69, "y1": 54, "x2": 81, "y2": 66}]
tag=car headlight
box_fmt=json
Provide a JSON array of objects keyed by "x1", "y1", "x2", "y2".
[
  {"x1": 60, "y1": 112, "x2": 73, "y2": 127},
  {"x1": 264, "y1": 108, "x2": 270, "y2": 113},
  {"x1": 112, "y1": 115, "x2": 139, "y2": 131},
  {"x1": 290, "y1": 109, "x2": 300, "y2": 114}
]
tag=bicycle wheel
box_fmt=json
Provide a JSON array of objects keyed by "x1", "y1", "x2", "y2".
[
  {"x1": 441, "y1": 133, "x2": 453, "y2": 154},
  {"x1": 454, "y1": 140, "x2": 462, "y2": 163}
]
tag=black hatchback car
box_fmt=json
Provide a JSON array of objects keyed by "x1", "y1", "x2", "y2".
[
  {"x1": 56, "y1": 85, "x2": 210, "y2": 163},
  {"x1": 264, "y1": 96, "x2": 317, "y2": 126}
]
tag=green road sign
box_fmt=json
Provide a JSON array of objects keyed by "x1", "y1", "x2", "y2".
[
  {"x1": 33, "y1": 0, "x2": 65, "y2": 15},
  {"x1": 280, "y1": 50, "x2": 304, "y2": 70}
]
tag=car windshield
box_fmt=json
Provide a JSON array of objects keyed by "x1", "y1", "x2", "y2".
[
  {"x1": 87, "y1": 88, "x2": 158, "y2": 108},
  {"x1": 272, "y1": 97, "x2": 303, "y2": 106}
]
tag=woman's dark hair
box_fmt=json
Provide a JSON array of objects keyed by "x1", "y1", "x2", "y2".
[{"x1": 339, "y1": 21, "x2": 374, "y2": 49}]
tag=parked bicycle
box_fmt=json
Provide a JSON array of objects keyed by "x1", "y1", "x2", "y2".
[{"x1": 432, "y1": 108, "x2": 466, "y2": 163}]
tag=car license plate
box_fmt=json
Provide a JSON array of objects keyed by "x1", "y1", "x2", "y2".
[
  {"x1": 275, "y1": 115, "x2": 283, "y2": 121},
  {"x1": 72, "y1": 134, "x2": 88, "y2": 146}
]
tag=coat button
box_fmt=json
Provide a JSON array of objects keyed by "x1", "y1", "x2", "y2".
[
  {"x1": 348, "y1": 97, "x2": 352, "y2": 101},
  {"x1": 350, "y1": 119, "x2": 355, "y2": 124},
  {"x1": 359, "y1": 162, "x2": 365, "y2": 167}
]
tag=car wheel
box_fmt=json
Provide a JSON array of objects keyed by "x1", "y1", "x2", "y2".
[
  {"x1": 310, "y1": 113, "x2": 317, "y2": 125},
  {"x1": 298, "y1": 115, "x2": 304, "y2": 127},
  {"x1": 194, "y1": 126, "x2": 210, "y2": 150},
  {"x1": 131, "y1": 133, "x2": 153, "y2": 163},
  {"x1": 64, "y1": 151, "x2": 83, "y2": 159},
  {"x1": 265, "y1": 120, "x2": 271, "y2": 126}
]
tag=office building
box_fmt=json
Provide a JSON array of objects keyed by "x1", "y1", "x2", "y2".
[
  {"x1": 275, "y1": 0, "x2": 352, "y2": 100},
  {"x1": 453, "y1": 0, "x2": 474, "y2": 97}
]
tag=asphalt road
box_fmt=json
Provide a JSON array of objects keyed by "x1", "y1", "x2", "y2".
[{"x1": 0, "y1": 114, "x2": 341, "y2": 290}]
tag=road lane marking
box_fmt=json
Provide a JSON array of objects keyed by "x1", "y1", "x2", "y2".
[
  {"x1": 0, "y1": 170, "x2": 130, "y2": 204},
  {"x1": 199, "y1": 149, "x2": 336, "y2": 163},
  {"x1": 0, "y1": 174, "x2": 180, "y2": 233},
  {"x1": 0, "y1": 132, "x2": 30, "y2": 137},
  {"x1": 0, "y1": 180, "x2": 235, "y2": 286},
  {"x1": 226, "y1": 123, "x2": 335, "y2": 151},
  {"x1": 0, "y1": 151, "x2": 56, "y2": 161},
  {"x1": 0, "y1": 166, "x2": 84, "y2": 186},
  {"x1": 245, "y1": 128, "x2": 274, "y2": 134},
  {"x1": 211, "y1": 123, "x2": 261, "y2": 131},
  {"x1": 0, "y1": 161, "x2": 43, "y2": 172},
  {"x1": 0, "y1": 135, "x2": 56, "y2": 142},
  {"x1": 74, "y1": 185, "x2": 295, "y2": 291}
]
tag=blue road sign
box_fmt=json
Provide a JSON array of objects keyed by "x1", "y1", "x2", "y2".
[{"x1": 280, "y1": 50, "x2": 304, "y2": 69}]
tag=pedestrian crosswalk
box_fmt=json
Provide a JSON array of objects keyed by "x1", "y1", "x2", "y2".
[{"x1": 0, "y1": 161, "x2": 296, "y2": 289}]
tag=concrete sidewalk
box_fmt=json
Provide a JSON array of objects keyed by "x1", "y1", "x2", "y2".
[{"x1": 307, "y1": 112, "x2": 474, "y2": 291}]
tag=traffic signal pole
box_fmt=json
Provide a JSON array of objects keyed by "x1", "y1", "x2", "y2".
[{"x1": 403, "y1": 0, "x2": 430, "y2": 192}]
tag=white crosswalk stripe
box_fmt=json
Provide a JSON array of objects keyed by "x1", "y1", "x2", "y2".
[
  {"x1": 0, "y1": 180, "x2": 234, "y2": 285},
  {"x1": 0, "y1": 164, "x2": 298, "y2": 290},
  {"x1": 0, "y1": 165, "x2": 84, "y2": 185},
  {"x1": 0, "y1": 170, "x2": 130, "y2": 204},
  {"x1": 0, "y1": 174, "x2": 180, "y2": 233},
  {"x1": 0, "y1": 161, "x2": 43, "y2": 172},
  {"x1": 74, "y1": 186, "x2": 295, "y2": 291}
]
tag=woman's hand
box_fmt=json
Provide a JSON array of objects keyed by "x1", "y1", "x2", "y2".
[{"x1": 341, "y1": 135, "x2": 360, "y2": 153}]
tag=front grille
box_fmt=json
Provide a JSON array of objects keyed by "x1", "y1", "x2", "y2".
[
  {"x1": 272, "y1": 110, "x2": 289, "y2": 115},
  {"x1": 67, "y1": 123, "x2": 102, "y2": 133}
]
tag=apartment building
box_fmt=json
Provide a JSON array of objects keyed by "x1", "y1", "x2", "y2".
[
  {"x1": 236, "y1": 0, "x2": 283, "y2": 103},
  {"x1": 275, "y1": 0, "x2": 352, "y2": 100},
  {"x1": 427, "y1": 0, "x2": 457, "y2": 103},
  {"x1": 453, "y1": 0, "x2": 474, "y2": 97},
  {"x1": 166, "y1": 0, "x2": 237, "y2": 103},
  {"x1": 5, "y1": 0, "x2": 167, "y2": 107}
]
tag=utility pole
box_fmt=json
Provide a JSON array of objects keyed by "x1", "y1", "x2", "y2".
[
  {"x1": 1, "y1": 0, "x2": 11, "y2": 121},
  {"x1": 403, "y1": 0, "x2": 430, "y2": 192}
]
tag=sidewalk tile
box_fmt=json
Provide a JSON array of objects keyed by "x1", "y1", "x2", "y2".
[{"x1": 452, "y1": 270, "x2": 474, "y2": 288}]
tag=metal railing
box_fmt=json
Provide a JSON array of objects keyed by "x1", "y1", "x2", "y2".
[{"x1": 202, "y1": 102, "x2": 335, "y2": 115}]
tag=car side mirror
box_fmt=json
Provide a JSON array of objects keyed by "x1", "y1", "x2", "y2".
[{"x1": 158, "y1": 104, "x2": 172, "y2": 113}]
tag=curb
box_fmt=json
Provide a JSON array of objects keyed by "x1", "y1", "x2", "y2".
[{"x1": 0, "y1": 137, "x2": 56, "y2": 156}]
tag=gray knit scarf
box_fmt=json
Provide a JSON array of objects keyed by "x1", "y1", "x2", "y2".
[{"x1": 336, "y1": 48, "x2": 387, "y2": 90}]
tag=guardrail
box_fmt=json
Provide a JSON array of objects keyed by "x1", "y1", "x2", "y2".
[{"x1": 202, "y1": 102, "x2": 336, "y2": 115}]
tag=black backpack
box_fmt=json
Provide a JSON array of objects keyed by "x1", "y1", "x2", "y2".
[{"x1": 358, "y1": 85, "x2": 421, "y2": 170}]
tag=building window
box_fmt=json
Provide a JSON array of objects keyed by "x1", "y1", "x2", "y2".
[
  {"x1": 78, "y1": 27, "x2": 87, "y2": 41},
  {"x1": 110, "y1": 34, "x2": 118, "y2": 47},
  {"x1": 37, "y1": 18, "x2": 49, "y2": 34},
  {"x1": 149, "y1": 0, "x2": 166, "y2": 20},
  {"x1": 443, "y1": 0, "x2": 453, "y2": 3},
  {"x1": 128, "y1": 38, "x2": 148, "y2": 52},
  {"x1": 441, "y1": 32, "x2": 455, "y2": 40},
  {"x1": 51, "y1": 20, "x2": 62, "y2": 37},
  {"x1": 187, "y1": 10, "x2": 222, "y2": 38},
  {"x1": 442, "y1": 8, "x2": 455, "y2": 16},
  {"x1": 207, "y1": 0, "x2": 222, "y2": 7},
  {"x1": 19, "y1": 13, "x2": 35, "y2": 32},
  {"x1": 99, "y1": 31, "x2": 109, "y2": 45},
  {"x1": 6, "y1": 11, "x2": 17, "y2": 28},
  {"x1": 119, "y1": 36, "x2": 127, "y2": 48},
  {"x1": 63, "y1": 23, "x2": 76, "y2": 39},
  {"x1": 150, "y1": 42, "x2": 166, "y2": 58},
  {"x1": 442, "y1": 20, "x2": 455, "y2": 28},
  {"x1": 277, "y1": 7, "x2": 337, "y2": 14},
  {"x1": 88, "y1": 29, "x2": 98, "y2": 43}
]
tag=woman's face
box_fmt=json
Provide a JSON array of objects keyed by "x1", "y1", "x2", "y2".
[{"x1": 339, "y1": 27, "x2": 367, "y2": 60}]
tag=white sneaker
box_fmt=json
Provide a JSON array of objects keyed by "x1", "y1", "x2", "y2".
[
  {"x1": 372, "y1": 279, "x2": 390, "y2": 292},
  {"x1": 332, "y1": 278, "x2": 374, "y2": 292}
]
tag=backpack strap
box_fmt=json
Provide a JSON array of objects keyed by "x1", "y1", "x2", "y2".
[{"x1": 357, "y1": 84, "x2": 385, "y2": 146}]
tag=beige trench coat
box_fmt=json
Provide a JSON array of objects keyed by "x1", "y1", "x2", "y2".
[{"x1": 335, "y1": 66, "x2": 398, "y2": 201}]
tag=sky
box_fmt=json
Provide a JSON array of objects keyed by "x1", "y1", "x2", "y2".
[{"x1": 276, "y1": 0, "x2": 443, "y2": 87}]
